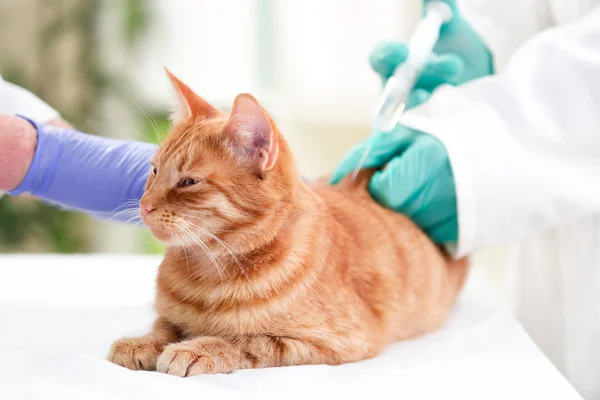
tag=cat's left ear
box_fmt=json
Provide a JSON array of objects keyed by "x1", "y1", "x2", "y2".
[
  {"x1": 224, "y1": 93, "x2": 279, "y2": 176},
  {"x1": 164, "y1": 67, "x2": 217, "y2": 122}
]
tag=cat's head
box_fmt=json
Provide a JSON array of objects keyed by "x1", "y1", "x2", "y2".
[{"x1": 140, "y1": 69, "x2": 301, "y2": 250}]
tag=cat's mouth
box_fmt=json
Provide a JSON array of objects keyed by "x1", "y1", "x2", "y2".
[
  {"x1": 142, "y1": 213, "x2": 213, "y2": 248},
  {"x1": 150, "y1": 226, "x2": 172, "y2": 242},
  {"x1": 146, "y1": 222, "x2": 201, "y2": 248},
  {"x1": 141, "y1": 218, "x2": 174, "y2": 244}
]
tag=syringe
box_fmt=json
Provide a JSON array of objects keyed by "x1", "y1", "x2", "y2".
[{"x1": 351, "y1": 1, "x2": 453, "y2": 181}]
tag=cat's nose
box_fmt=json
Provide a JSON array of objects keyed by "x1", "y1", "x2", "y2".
[{"x1": 140, "y1": 200, "x2": 155, "y2": 217}]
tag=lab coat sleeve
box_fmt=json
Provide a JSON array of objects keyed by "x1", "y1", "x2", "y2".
[
  {"x1": 399, "y1": 5, "x2": 600, "y2": 258},
  {"x1": 459, "y1": 0, "x2": 554, "y2": 71},
  {"x1": 0, "y1": 74, "x2": 61, "y2": 123}
]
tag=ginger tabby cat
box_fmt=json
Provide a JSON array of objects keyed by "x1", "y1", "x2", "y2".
[{"x1": 107, "y1": 69, "x2": 469, "y2": 377}]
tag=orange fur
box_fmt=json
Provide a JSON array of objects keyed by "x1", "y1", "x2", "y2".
[{"x1": 107, "y1": 72, "x2": 469, "y2": 377}]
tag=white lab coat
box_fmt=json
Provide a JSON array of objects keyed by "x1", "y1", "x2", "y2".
[
  {"x1": 400, "y1": 0, "x2": 600, "y2": 398},
  {"x1": 0, "y1": 74, "x2": 60, "y2": 122}
]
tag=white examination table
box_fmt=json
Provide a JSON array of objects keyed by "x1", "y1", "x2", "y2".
[{"x1": 0, "y1": 255, "x2": 583, "y2": 400}]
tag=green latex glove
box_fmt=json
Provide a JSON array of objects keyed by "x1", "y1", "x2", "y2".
[
  {"x1": 370, "y1": 0, "x2": 494, "y2": 107},
  {"x1": 331, "y1": 0, "x2": 494, "y2": 244},
  {"x1": 331, "y1": 127, "x2": 458, "y2": 244}
]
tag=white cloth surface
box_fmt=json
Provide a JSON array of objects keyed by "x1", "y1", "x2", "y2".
[{"x1": 0, "y1": 255, "x2": 582, "y2": 400}]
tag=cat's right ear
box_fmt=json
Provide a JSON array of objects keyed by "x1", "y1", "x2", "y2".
[
  {"x1": 224, "y1": 93, "x2": 279, "y2": 177},
  {"x1": 164, "y1": 67, "x2": 217, "y2": 122}
]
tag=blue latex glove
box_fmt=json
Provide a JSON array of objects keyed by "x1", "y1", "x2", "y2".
[
  {"x1": 370, "y1": 0, "x2": 493, "y2": 107},
  {"x1": 8, "y1": 116, "x2": 157, "y2": 224},
  {"x1": 331, "y1": 0, "x2": 494, "y2": 244}
]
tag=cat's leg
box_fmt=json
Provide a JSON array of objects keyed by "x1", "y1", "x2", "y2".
[
  {"x1": 156, "y1": 335, "x2": 342, "y2": 377},
  {"x1": 108, "y1": 317, "x2": 181, "y2": 371}
]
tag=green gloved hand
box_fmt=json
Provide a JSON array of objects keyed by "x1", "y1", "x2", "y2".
[
  {"x1": 331, "y1": 127, "x2": 458, "y2": 244},
  {"x1": 370, "y1": 0, "x2": 494, "y2": 107},
  {"x1": 331, "y1": 0, "x2": 493, "y2": 244}
]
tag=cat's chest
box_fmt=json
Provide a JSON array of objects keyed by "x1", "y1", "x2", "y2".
[{"x1": 155, "y1": 287, "x2": 283, "y2": 338}]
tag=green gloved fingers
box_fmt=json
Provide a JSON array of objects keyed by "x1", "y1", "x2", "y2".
[
  {"x1": 369, "y1": 40, "x2": 409, "y2": 81},
  {"x1": 368, "y1": 134, "x2": 458, "y2": 243},
  {"x1": 419, "y1": 53, "x2": 465, "y2": 89},
  {"x1": 407, "y1": 88, "x2": 432, "y2": 109},
  {"x1": 369, "y1": 41, "x2": 465, "y2": 90},
  {"x1": 330, "y1": 125, "x2": 458, "y2": 244},
  {"x1": 329, "y1": 128, "x2": 417, "y2": 185},
  {"x1": 371, "y1": 0, "x2": 494, "y2": 98}
]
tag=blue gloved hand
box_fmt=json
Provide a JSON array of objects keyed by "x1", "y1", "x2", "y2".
[
  {"x1": 331, "y1": 127, "x2": 457, "y2": 244},
  {"x1": 370, "y1": 0, "x2": 493, "y2": 107},
  {"x1": 8, "y1": 116, "x2": 157, "y2": 224}
]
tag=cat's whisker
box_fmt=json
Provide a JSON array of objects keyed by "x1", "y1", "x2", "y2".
[
  {"x1": 174, "y1": 231, "x2": 191, "y2": 278},
  {"x1": 195, "y1": 225, "x2": 248, "y2": 278},
  {"x1": 106, "y1": 208, "x2": 136, "y2": 219},
  {"x1": 115, "y1": 205, "x2": 139, "y2": 210},
  {"x1": 132, "y1": 100, "x2": 162, "y2": 145},
  {"x1": 137, "y1": 131, "x2": 158, "y2": 146},
  {"x1": 86, "y1": 120, "x2": 153, "y2": 143},
  {"x1": 122, "y1": 214, "x2": 144, "y2": 226},
  {"x1": 185, "y1": 224, "x2": 231, "y2": 281},
  {"x1": 143, "y1": 238, "x2": 159, "y2": 246},
  {"x1": 185, "y1": 226, "x2": 230, "y2": 281},
  {"x1": 178, "y1": 223, "x2": 228, "y2": 281},
  {"x1": 109, "y1": 202, "x2": 142, "y2": 212},
  {"x1": 105, "y1": 202, "x2": 143, "y2": 219},
  {"x1": 179, "y1": 213, "x2": 253, "y2": 269},
  {"x1": 186, "y1": 242, "x2": 212, "y2": 280},
  {"x1": 178, "y1": 215, "x2": 251, "y2": 278},
  {"x1": 106, "y1": 207, "x2": 142, "y2": 223},
  {"x1": 178, "y1": 221, "x2": 243, "y2": 274}
]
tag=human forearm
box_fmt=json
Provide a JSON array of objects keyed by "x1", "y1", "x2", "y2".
[{"x1": 5, "y1": 115, "x2": 157, "y2": 223}]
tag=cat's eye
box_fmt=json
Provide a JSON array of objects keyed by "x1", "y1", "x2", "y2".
[
  {"x1": 152, "y1": 167, "x2": 157, "y2": 175},
  {"x1": 177, "y1": 178, "x2": 198, "y2": 188}
]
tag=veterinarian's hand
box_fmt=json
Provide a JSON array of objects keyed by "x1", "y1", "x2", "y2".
[
  {"x1": 331, "y1": 126, "x2": 457, "y2": 244},
  {"x1": 330, "y1": 0, "x2": 491, "y2": 244},
  {"x1": 370, "y1": 0, "x2": 494, "y2": 107}
]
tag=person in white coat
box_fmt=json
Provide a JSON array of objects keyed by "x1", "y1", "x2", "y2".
[{"x1": 332, "y1": 0, "x2": 600, "y2": 398}]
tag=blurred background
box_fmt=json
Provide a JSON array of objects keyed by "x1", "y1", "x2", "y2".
[{"x1": 0, "y1": 0, "x2": 508, "y2": 300}]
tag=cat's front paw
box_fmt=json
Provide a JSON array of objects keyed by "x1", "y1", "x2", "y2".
[
  {"x1": 108, "y1": 337, "x2": 165, "y2": 371},
  {"x1": 156, "y1": 337, "x2": 243, "y2": 377}
]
